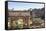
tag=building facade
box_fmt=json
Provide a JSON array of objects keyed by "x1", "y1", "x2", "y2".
[{"x1": 8, "y1": 11, "x2": 32, "y2": 29}]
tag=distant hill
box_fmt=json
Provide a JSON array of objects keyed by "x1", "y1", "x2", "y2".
[{"x1": 32, "y1": 7, "x2": 45, "y2": 20}]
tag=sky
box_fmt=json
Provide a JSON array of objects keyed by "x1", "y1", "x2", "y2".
[{"x1": 8, "y1": 2, "x2": 44, "y2": 10}]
